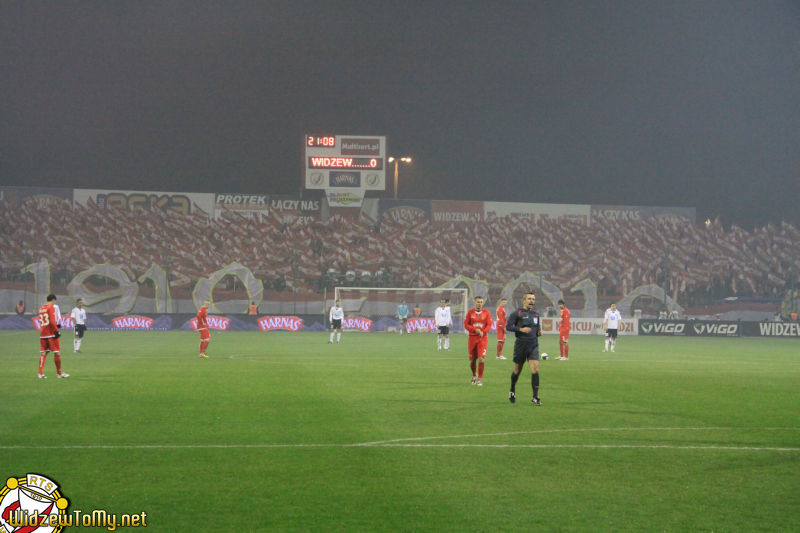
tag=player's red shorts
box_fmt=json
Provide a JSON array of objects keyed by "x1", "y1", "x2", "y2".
[
  {"x1": 496, "y1": 325, "x2": 506, "y2": 342},
  {"x1": 559, "y1": 329, "x2": 570, "y2": 342},
  {"x1": 199, "y1": 328, "x2": 211, "y2": 341},
  {"x1": 40, "y1": 337, "x2": 60, "y2": 352},
  {"x1": 468, "y1": 335, "x2": 489, "y2": 361}
]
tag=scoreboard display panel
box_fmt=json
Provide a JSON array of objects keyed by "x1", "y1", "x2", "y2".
[{"x1": 304, "y1": 135, "x2": 386, "y2": 190}]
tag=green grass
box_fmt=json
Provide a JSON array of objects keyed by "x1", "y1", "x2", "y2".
[{"x1": 2, "y1": 331, "x2": 799, "y2": 531}]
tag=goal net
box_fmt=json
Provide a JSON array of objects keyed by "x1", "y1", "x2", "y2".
[{"x1": 332, "y1": 287, "x2": 469, "y2": 333}]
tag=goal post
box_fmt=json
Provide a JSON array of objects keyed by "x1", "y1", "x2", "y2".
[{"x1": 333, "y1": 287, "x2": 469, "y2": 333}]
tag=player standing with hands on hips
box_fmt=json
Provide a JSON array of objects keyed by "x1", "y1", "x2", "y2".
[
  {"x1": 506, "y1": 292, "x2": 542, "y2": 404},
  {"x1": 464, "y1": 296, "x2": 492, "y2": 386},
  {"x1": 70, "y1": 298, "x2": 87, "y2": 353},
  {"x1": 603, "y1": 302, "x2": 622, "y2": 352},
  {"x1": 329, "y1": 299, "x2": 344, "y2": 344}
]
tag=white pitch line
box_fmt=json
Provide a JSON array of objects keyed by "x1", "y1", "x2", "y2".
[
  {"x1": 0, "y1": 444, "x2": 343, "y2": 449},
  {"x1": 0, "y1": 443, "x2": 797, "y2": 452},
  {"x1": 2, "y1": 427, "x2": 797, "y2": 451},
  {"x1": 355, "y1": 426, "x2": 800, "y2": 446},
  {"x1": 370, "y1": 444, "x2": 800, "y2": 451}
]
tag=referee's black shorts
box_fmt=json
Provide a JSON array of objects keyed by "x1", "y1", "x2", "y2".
[{"x1": 513, "y1": 339, "x2": 539, "y2": 364}]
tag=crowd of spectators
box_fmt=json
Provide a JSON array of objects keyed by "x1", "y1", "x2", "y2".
[{"x1": 1, "y1": 196, "x2": 798, "y2": 307}]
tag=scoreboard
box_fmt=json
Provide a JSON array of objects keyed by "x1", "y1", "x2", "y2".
[{"x1": 304, "y1": 134, "x2": 387, "y2": 190}]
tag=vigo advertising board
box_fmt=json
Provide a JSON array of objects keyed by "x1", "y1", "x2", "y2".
[{"x1": 638, "y1": 320, "x2": 741, "y2": 337}]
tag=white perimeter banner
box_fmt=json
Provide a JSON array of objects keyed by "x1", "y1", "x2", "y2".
[
  {"x1": 541, "y1": 317, "x2": 638, "y2": 336},
  {"x1": 484, "y1": 202, "x2": 590, "y2": 224},
  {"x1": 73, "y1": 189, "x2": 215, "y2": 215}
]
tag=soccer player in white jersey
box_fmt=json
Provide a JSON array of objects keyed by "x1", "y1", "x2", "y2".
[
  {"x1": 70, "y1": 298, "x2": 88, "y2": 353},
  {"x1": 603, "y1": 303, "x2": 622, "y2": 352},
  {"x1": 53, "y1": 302, "x2": 62, "y2": 326},
  {"x1": 329, "y1": 299, "x2": 344, "y2": 344},
  {"x1": 434, "y1": 298, "x2": 453, "y2": 351}
]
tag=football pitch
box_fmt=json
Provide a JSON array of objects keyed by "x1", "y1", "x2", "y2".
[{"x1": 2, "y1": 330, "x2": 799, "y2": 531}]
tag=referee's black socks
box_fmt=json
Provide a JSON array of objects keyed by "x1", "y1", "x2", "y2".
[
  {"x1": 532, "y1": 372, "x2": 539, "y2": 398},
  {"x1": 510, "y1": 371, "x2": 519, "y2": 392}
]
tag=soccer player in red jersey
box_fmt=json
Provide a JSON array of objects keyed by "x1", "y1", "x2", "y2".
[
  {"x1": 557, "y1": 299, "x2": 571, "y2": 360},
  {"x1": 464, "y1": 295, "x2": 492, "y2": 386},
  {"x1": 495, "y1": 297, "x2": 508, "y2": 360},
  {"x1": 38, "y1": 294, "x2": 68, "y2": 379},
  {"x1": 197, "y1": 300, "x2": 211, "y2": 358}
]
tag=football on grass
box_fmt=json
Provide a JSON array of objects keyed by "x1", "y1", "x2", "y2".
[{"x1": 541, "y1": 352, "x2": 548, "y2": 360}]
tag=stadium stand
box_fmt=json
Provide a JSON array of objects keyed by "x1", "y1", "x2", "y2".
[{"x1": 1, "y1": 196, "x2": 798, "y2": 310}]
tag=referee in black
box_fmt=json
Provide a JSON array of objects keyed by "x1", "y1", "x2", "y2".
[{"x1": 505, "y1": 292, "x2": 543, "y2": 405}]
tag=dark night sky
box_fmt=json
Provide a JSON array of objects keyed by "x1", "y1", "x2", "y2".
[{"x1": 2, "y1": 1, "x2": 799, "y2": 228}]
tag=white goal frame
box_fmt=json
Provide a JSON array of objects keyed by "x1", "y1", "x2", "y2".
[{"x1": 334, "y1": 286, "x2": 470, "y2": 326}]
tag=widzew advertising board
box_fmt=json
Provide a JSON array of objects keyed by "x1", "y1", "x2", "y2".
[{"x1": 742, "y1": 321, "x2": 800, "y2": 338}]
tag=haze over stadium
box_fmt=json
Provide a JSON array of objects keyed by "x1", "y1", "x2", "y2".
[
  {"x1": 2, "y1": 4, "x2": 800, "y2": 532},
  {"x1": 2, "y1": 1, "x2": 799, "y2": 229}
]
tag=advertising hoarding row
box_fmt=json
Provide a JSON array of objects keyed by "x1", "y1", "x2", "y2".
[
  {"x1": 637, "y1": 319, "x2": 800, "y2": 337},
  {"x1": 3, "y1": 309, "x2": 795, "y2": 337},
  {"x1": 1, "y1": 186, "x2": 694, "y2": 225}
]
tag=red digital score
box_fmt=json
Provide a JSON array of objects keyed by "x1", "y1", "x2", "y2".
[
  {"x1": 308, "y1": 157, "x2": 383, "y2": 170},
  {"x1": 307, "y1": 136, "x2": 336, "y2": 147}
]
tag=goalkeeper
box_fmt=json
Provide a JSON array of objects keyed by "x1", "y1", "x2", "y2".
[{"x1": 396, "y1": 300, "x2": 409, "y2": 334}]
